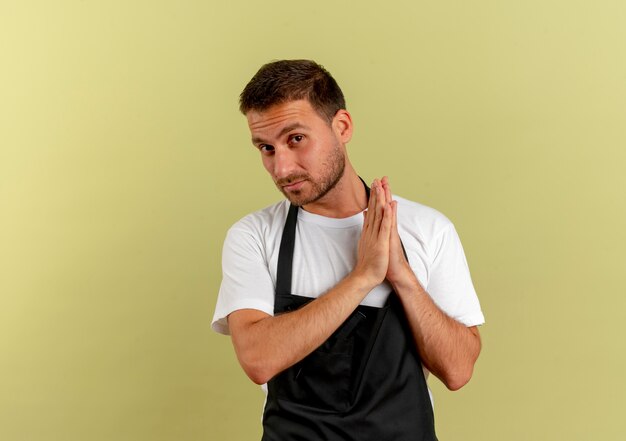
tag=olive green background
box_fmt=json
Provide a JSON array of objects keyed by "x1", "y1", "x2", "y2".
[{"x1": 1, "y1": 1, "x2": 625, "y2": 440}]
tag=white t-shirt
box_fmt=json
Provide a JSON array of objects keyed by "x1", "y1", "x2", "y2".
[{"x1": 212, "y1": 195, "x2": 484, "y2": 335}]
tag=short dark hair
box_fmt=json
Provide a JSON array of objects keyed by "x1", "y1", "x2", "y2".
[{"x1": 239, "y1": 59, "x2": 346, "y2": 123}]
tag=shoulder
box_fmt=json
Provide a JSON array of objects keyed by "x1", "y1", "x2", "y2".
[
  {"x1": 226, "y1": 200, "x2": 290, "y2": 241},
  {"x1": 394, "y1": 195, "x2": 454, "y2": 240}
]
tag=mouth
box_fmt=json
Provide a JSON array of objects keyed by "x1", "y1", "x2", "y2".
[{"x1": 281, "y1": 180, "x2": 306, "y2": 192}]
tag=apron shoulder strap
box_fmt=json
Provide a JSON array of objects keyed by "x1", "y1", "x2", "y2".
[{"x1": 276, "y1": 203, "x2": 299, "y2": 296}]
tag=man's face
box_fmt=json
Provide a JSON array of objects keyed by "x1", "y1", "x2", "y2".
[{"x1": 246, "y1": 100, "x2": 347, "y2": 207}]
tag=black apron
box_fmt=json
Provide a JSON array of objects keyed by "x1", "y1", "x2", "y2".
[{"x1": 262, "y1": 182, "x2": 438, "y2": 441}]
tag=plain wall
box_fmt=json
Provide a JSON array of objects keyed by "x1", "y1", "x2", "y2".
[{"x1": 1, "y1": 1, "x2": 625, "y2": 439}]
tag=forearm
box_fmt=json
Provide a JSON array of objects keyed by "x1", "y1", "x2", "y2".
[
  {"x1": 229, "y1": 270, "x2": 376, "y2": 385},
  {"x1": 391, "y1": 268, "x2": 481, "y2": 391}
]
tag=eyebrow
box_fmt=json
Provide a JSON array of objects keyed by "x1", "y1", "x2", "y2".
[{"x1": 251, "y1": 123, "x2": 310, "y2": 145}]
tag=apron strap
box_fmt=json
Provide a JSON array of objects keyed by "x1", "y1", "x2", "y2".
[
  {"x1": 358, "y1": 176, "x2": 371, "y2": 200},
  {"x1": 276, "y1": 203, "x2": 299, "y2": 297}
]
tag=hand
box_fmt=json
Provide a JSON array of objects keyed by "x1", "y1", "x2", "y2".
[
  {"x1": 381, "y1": 176, "x2": 412, "y2": 286},
  {"x1": 354, "y1": 179, "x2": 393, "y2": 288}
]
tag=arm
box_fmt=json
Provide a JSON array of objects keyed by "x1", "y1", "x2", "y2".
[
  {"x1": 229, "y1": 273, "x2": 375, "y2": 385},
  {"x1": 389, "y1": 265, "x2": 481, "y2": 391},
  {"x1": 382, "y1": 177, "x2": 482, "y2": 391},
  {"x1": 228, "y1": 181, "x2": 393, "y2": 385}
]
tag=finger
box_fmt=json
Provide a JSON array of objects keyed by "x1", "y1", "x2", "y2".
[
  {"x1": 367, "y1": 179, "x2": 378, "y2": 216},
  {"x1": 366, "y1": 180, "x2": 380, "y2": 237},
  {"x1": 379, "y1": 201, "x2": 393, "y2": 241},
  {"x1": 373, "y1": 181, "x2": 385, "y2": 230},
  {"x1": 378, "y1": 178, "x2": 387, "y2": 206},
  {"x1": 366, "y1": 180, "x2": 379, "y2": 231},
  {"x1": 382, "y1": 176, "x2": 392, "y2": 205},
  {"x1": 392, "y1": 200, "x2": 398, "y2": 230}
]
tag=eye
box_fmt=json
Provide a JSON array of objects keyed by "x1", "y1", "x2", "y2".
[
  {"x1": 258, "y1": 144, "x2": 274, "y2": 154},
  {"x1": 289, "y1": 134, "x2": 304, "y2": 145}
]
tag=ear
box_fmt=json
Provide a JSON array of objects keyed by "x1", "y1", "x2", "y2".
[{"x1": 332, "y1": 109, "x2": 353, "y2": 144}]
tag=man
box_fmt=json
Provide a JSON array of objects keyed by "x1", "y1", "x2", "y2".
[{"x1": 212, "y1": 59, "x2": 484, "y2": 440}]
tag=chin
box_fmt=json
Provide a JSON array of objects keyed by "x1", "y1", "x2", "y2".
[
  {"x1": 285, "y1": 194, "x2": 307, "y2": 206},
  {"x1": 283, "y1": 190, "x2": 314, "y2": 207}
]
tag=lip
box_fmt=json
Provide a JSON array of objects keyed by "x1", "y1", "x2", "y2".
[{"x1": 282, "y1": 180, "x2": 306, "y2": 191}]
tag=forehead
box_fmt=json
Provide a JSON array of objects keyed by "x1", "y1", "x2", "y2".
[{"x1": 246, "y1": 100, "x2": 326, "y2": 135}]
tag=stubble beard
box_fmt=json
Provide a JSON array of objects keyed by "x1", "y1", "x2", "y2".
[{"x1": 276, "y1": 143, "x2": 346, "y2": 207}]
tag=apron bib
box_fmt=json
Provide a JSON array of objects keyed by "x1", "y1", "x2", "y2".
[{"x1": 262, "y1": 181, "x2": 438, "y2": 441}]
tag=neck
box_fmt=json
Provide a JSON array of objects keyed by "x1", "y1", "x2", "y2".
[{"x1": 301, "y1": 165, "x2": 368, "y2": 218}]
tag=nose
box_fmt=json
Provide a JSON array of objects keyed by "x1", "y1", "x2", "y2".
[{"x1": 272, "y1": 147, "x2": 298, "y2": 180}]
